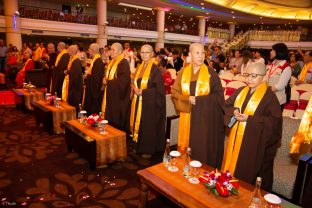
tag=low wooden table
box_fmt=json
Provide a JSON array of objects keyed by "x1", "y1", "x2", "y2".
[
  {"x1": 32, "y1": 100, "x2": 76, "y2": 134},
  {"x1": 137, "y1": 161, "x2": 299, "y2": 208},
  {"x1": 13, "y1": 88, "x2": 44, "y2": 111},
  {"x1": 63, "y1": 119, "x2": 127, "y2": 170}
]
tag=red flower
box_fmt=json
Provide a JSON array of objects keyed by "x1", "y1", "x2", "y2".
[
  {"x1": 216, "y1": 182, "x2": 229, "y2": 197},
  {"x1": 92, "y1": 114, "x2": 97, "y2": 117},
  {"x1": 199, "y1": 175, "x2": 209, "y2": 183},
  {"x1": 230, "y1": 180, "x2": 240, "y2": 189},
  {"x1": 87, "y1": 117, "x2": 95, "y2": 125}
]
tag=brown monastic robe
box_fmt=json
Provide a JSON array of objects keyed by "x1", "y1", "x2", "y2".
[
  {"x1": 133, "y1": 64, "x2": 166, "y2": 154},
  {"x1": 51, "y1": 53, "x2": 70, "y2": 96},
  {"x1": 105, "y1": 59, "x2": 131, "y2": 132},
  {"x1": 224, "y1": 87, "x2": 282, "y2": 191},
  {"x1": 84, "y1": 58, "x2": 105, "y2": 115},
  {"x1": 172, "y1": 66, "x2": 225, "y2": 169},
  {"x1": 68, "y1": 58, "x2": 83, "y2": 110}
]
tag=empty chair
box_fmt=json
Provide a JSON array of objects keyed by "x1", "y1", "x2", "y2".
[
  {"x1": 225, "y1": 80, "x2": 247, "y2": 98},
  {"x1": 295, "y1": 91, "x2": 312, "y2": 119},
  {"x1": 283, "y1": 88, "x2": 300, "y2": 117}
]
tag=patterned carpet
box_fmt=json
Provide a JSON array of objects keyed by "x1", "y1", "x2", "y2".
[{"x1": 0, "y1": 106, "x2": 177, "y2": 208}]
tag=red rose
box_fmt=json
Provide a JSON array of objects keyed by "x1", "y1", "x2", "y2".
[
  {"x1": 216, "y1": 182, "x2": 229, "y2": 197},
  {"x1": 230, "y1": 180, "x2": 240, "y2": 189},
  {"x1": 92, "y1": 114, "x2": 97, "y2": 117},
  {"x1": 87, "y1": 118, "x2": 95, "y2": 125}
]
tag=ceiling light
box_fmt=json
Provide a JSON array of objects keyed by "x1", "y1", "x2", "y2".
[
  {"x1": 231, "y1": 11, "x2": 234, "y2": 14},
  {"x1": 118, "y1": 2, "x2": 152, "y2": 11},
  {"x1": 201, "y1": 3, "x2": 204, "y2": 6},
  {"x1": 232, "y1": 16, "x2": 235, "y2": 19}
]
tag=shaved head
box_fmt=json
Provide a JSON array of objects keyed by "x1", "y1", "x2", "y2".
[
  {"x1": 89, "y1": 43, "x2": 100, "y2": 53},
  {"x1": 141, "y1": 44, "x2": 153, "y2": 52},
  {"x1": 246, "y1": 62, "x2": 266, "y2": 75},
  {"x1": 189, "y1": 43, "x2": 204, "y2": 53},
  {"x1": 110, "y1": 42, "x2": 123, "y2": 59},
  {"x1": 68, "y1": 45, "x2": 78, "y2": 56}
]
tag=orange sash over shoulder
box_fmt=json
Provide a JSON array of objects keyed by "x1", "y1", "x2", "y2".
[
  {"x1": 178, "y1": 63, "x2": 210, "y2": 151},
  {"x1": 222, "y1": 82, "x2": 267, "y2": 175}
]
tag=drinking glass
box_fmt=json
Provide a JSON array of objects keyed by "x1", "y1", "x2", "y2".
[
  {"x1": 168, "y1": 151, "x2": 181, "y2": 172},
  {"x1": 99, "y1": 112, "x2": 104, "y2": 120},
  {"x1": 264, "y1": 194, "x2": 281, "y2": 208},
  {"x1": 45, "y1": 93, "x2": 51, "y2": 103},
  {"x1": 55, "y1": 98, "x2": 61, "y2": 108},
  {"x1": 99, "y1": 120, "x2": 108, "y2": 134},
  {"x1": 80, "y1": 110, "x2": 87, "y2": 123},
  {"x1": 188, "y1": 160, "x2": 202, "y2": 184}
]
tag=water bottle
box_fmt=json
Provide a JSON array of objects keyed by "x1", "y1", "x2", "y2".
[
  {"x1": 183, "y1": 147, "x2": 191, "y2": 178},
  {"x1": 163, "y1": 139, "x2": 171, "y2": 167},
  {"x1": 78, "y1": 104, "x2": 82, "y2": 122},
  {"x1": 248, "y1": 177, "x2": 262, "y2": 208}
]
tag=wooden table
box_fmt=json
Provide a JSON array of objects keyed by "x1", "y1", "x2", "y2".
[
  {"x1": 13, "y1": 88, "x2": 44, "y2": 111},
  {"x1": 32, "y1": 100, "x2": 76, "y2": 134},
  {"x1": 63, "y1": 119, "x2": 127, "y2": 170},
  {"x1": 137, "y1": 160, "x2": 299, "y2": 208}
]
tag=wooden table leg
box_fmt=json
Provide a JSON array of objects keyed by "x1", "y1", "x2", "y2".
[{"x1": 139, "y1": 177, "x2": 149, "y2": 208}]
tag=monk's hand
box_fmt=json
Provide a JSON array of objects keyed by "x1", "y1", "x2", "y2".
[
  {"x1": 134, "y1": 88, "x2": 142, "y2": 96},
  {"x1": 64, "y1": 70, "x2": 68, "y2": 75},
  {"x1": 234, "y1": 111, "x2": 248, "y2": 122},
  {"x1": 103, "y1": 78, "x2": 107, "y2": 85},
  {"x1": 189, "y1": 96, "x2": 196, "y2": 105}
]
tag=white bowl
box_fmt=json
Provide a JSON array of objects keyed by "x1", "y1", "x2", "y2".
[
  {"x1": 189, "y1": 160, "x2": 202, "y2": 168},
  {"x1": 169, "y1": 151, "x2": 181, "y2": 157},
  {"x1": 264, "y1": 194, "x2": 281, "y2": 204}
]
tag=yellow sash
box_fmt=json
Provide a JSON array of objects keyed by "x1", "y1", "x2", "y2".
[
  {"x1": 55, "y1": 49, "x2": 67, "y2": 67},
  {"x1": 86, "y1": 53, "x2": 101, "y2": 75},
  {"x1": 178, "y1": 63, "x2": 210, "y2": 151},
  {"x1": 22, "y1": 58, "x2": 32, "y2": 71},
  {"x1": 61, "y1": 54, "x2": 79, "y2": 102},
  {"x1": 222, "y1": 82, "x2": 267, "y2": 175},
  {"x1": 290, "y1": 96, "x2": 312, "y2": 153},
  {"x1": 130, "y1": 61, "x2": 154, "y2": 142},
  {"x1": 299, "y1": 61, "x2": 312, "y2": 82},
  {"x1": 101, "y1": 54, "x2": 124, "y2": 112}
]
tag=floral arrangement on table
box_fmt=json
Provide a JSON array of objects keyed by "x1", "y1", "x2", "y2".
[
  {"x1": 86, "y1": 114, "x2": 103, "y2": 127},
  {"x1": 199, "y1": 170, "x2": 239, "y2": 197}
]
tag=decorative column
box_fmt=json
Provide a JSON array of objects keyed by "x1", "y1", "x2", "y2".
[
  {"x1": 96, "y1": 0, "x2": 107, "y2": 47},
  {"x1": 229, "y1": 22, "x2": 236, "y2": 40},
  {"x1": 155, "y1": 8, "x2": 166, "y2": 51},
  {"x1": 4, "y1": 0, "x2": 22, "y2": 50},
  {"x1": 197, "y1": 16, "x2": 207, "y2": 44}
]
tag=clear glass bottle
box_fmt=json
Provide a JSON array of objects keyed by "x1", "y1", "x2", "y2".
[
  {"x1": 163, "y1": 139, "x2": 171, "y2": 167},
  {"x1": 78, "y1": 104, "x2": 82, "y2": 122},
  {"x1": 249, "y1": 177, "x2": 262, "y2": 208},
  {"x1": 183, "y1": 147, "x2": 191, "y2": 178}
]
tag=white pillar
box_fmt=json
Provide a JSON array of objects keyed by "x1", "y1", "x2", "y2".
[
  {"x1": 155, "y1": 8, "x2": 166, "y2": 51},
  {"x1": 4, "y1": 0, "x2": 22, "y2": 50},
  {"x1": 96, "y1": 0, "x2": 107, "y2": 47},
  {"x1": 197, "y1": 16, "x2": 206, "y2": 44},
  {"x1": 229, "y1": 23, "x2": 236, "y2": 40}
]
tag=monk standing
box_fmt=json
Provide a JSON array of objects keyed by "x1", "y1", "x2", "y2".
[
  {"x1": 171, "y1": 43, "x2": 225, "y2": 169},
  {"x1": 222, "y1": 62, "x2": 282, "y2": 191}
]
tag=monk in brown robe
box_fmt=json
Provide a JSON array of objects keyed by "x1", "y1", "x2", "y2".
[
  {"x1": 222, "y1": 62, "x2": 282, "y2": 191},
  {"x1": 84, "y1": 43, "x2": 105, "y2": 115},
  {"x1": 130, "y1": 44, "x2": 166, "y2": 157},
  {"x1": 64, "y1": 45, "x2": 83, "y2": 110},
  {"x1": 51, "y1": 42, "x2": 70, "y2": 96},
  {"x1": 171, "y1": 43, "x2": 225, "y2": 169},
  {"x1": 102, "y1": 43, "x2": 131, "y2": 132}
]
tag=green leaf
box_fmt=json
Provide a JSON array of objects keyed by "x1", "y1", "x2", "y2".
[{"x1": 212, "y1": 189, "x2": 219, "y2": 196}]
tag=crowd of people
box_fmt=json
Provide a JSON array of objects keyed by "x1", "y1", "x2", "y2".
[{"x1": 0, "y1": 38, "x2": 311, "y2": 196}]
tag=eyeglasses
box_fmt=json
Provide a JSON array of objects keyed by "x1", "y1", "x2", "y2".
[
  {"x1": 140, "y1": 51, "x2": 152, "y2": 54},
  {"x1": 243, "y1": 73, "x2": 266, "y2": 78}
]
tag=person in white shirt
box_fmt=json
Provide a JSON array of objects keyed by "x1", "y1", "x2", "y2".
[
  {"x1": 266, "y1": 43, "x2": 291, "y2": 108},
  {"x1": 254, "y1": 49, "x2": 265, "y2": 64}
]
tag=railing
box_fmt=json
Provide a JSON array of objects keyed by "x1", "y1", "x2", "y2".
[
  {"x1": 221, "y1": 31, "x2": 250, "y2": 53},
  {"x1": 164, "y1": 25, "x2": 198, "y2": 36},
  {"x1": 249, "y1": 30, "x2": 301, "y2": 42},
  {"x1": 207, "y1": 27, "x2": 230, "y2": 40},
  {"x1": 107, "y1": 17, "x2": 156, "y2": 31}
]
